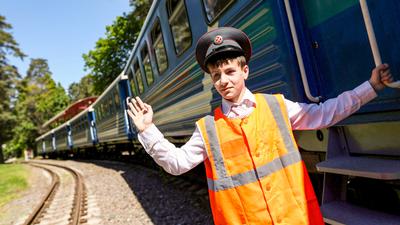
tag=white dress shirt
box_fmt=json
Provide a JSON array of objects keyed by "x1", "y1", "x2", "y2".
[{"x1": 138, "y1": 81, "x2": 377, "y2": 175}]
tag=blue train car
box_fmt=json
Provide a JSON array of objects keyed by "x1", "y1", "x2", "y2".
[
  {"x1": 92, "y1": 73, "x2": 133, "y2": 144},
  {"x1": 39, "y1": 130, "x2": 54, "y2": 154},
  {"x1": 53, "y1": 122, "x2": 70, "y2": 151},
  {"x1": 69, "y1": 107, "x2": 95, "y2": 149}
]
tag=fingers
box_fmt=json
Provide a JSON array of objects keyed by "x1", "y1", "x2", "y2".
[
  {"x1": 127, "y1": 108, "x2": 136, "y2": 119},
  {"x1": 126, "y1": 97, "x2": 133, "y2": 111},
  {"x1": 382, "y1": 76, "x2": 394, "y2": 84},
  {"x1": 126, "y1": 97, "x2": 140, "y2": 115},
  {"x1": 378, "y1": 63, "x2": 394, "y2": 83},
  {"x1": 381, "y1": 69, "x2": 393, "y2": 83},
  {"x1": 126, "y1": 96, "x2": 149, "y2": 116},
  {"x1": 135, "y1": 97, "x2": 148, "y2": 113},
  {"x1": 127, "y1": 100, "x2": 139, "y2": 116},
  {"x1": 379, "y1": 63, "x2": 390, "y2": 73},
  {"x1": 374, "y1": 63, "x2": 387, "y2": 74},
  {"x1": 378, "y1": 63, "x2": 389, "y2": 70}
]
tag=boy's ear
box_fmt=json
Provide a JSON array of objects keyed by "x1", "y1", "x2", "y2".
[{"x1": 243, "y1": 65, "x2": 249, "y2": 80}]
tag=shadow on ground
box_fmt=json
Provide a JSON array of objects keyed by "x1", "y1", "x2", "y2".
[{"x1": 87, "y1": 159, "x2": 214, "y2": 225}]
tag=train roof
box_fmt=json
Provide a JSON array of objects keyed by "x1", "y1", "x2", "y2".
[
  {"x1": 52, "y1": 120, "x2": 70, "y2": 133},
  {"x1": 91, "y1": 72, "x2": 127, "y2": 105},
  {"x1": 42, "y1": 96, "x2": 98, "y2": 128},
  {"x1": 35, "y1": 128, "x2": 54, "y2": 141},
  {"x1": 122, "y1": 0, "x2": 159, "y2": 75},
  {"x1": 68, "y1": 105, "x2": 93, "y2": 124}
]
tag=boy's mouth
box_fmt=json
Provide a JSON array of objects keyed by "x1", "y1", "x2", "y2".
[{"x1": 221, "y1": 87, "x2": 233, "y2": 91}]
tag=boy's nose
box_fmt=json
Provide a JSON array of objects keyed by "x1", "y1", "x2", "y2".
[{"x1": 220, "y1": 73, "x2": 229, "y2": 84}]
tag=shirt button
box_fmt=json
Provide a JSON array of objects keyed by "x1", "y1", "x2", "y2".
[
  {"x1": 242, "y1": 118, "x2": 248, "y2": 124},
  {"x1": 276, "y1": 216, "x2": 282, "y2": 223},
  {"x1": 265, "y1": 183, "x2": 271, "y2": 191}
]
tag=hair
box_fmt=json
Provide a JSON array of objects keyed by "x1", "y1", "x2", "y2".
[{"x1": 206, "y1": 52, "x2": 247, "y2": 70}]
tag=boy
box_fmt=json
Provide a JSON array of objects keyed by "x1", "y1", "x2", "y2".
[{"x1": 127, "y1": 27, "x2": 393, "y2": 225}]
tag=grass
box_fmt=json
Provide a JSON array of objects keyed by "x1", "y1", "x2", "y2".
[{"x1": 0, "y1": 164, "x2": 29, "y2": 207}]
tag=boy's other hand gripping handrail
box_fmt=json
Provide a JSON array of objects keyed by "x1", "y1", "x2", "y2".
[{"x1": 360, "y1": 0, "x2": 400, "y2": 88}]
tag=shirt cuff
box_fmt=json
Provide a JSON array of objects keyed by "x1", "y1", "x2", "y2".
[
  {"x1": 354, "y1": 81, "x2": 378, "y2": 105},
  {"x1": 137, "y1": 123, "x2": 164, "y2": 152}
]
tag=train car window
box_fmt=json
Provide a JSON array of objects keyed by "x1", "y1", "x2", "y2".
[
  {"x1": 134, "y1": 60, "x2": 144, "y2": 94},
  {"x1": 167, "y1": 0, "x2": 192, "y2": 55},
  {"x1": 202, "y1": 0, "x2": 234, "y2": 23},
  {"x1": 110, "y1": 94, "x2": 114, "y2": 114},
  {"x1": 104, "y1": 100, "x2": 108, "y2": 117},
  {"x1": 97, "y1": 106, "x2": 101, "y2": 121},
  {"x1": 109, "y1": 95, "x2": 114, "y2": 114},
  {"x1": 114, "y1": 89, "x2": 120, "y2": 109},
  {"x1": 141, "y1": 44, "x2": 154, "y2": 87},
  {"x1": 108, "y1": 95, "x2": 113, "y2": 115},
  {"x1": 151, "y1": 19, "x2": 168, "y2": 74},
  {"x1": 101, "y1": 104, "x2": 105, "y2": 119},
  {"x1": 105, "y1": 99, "x2": 109, "y2": 117},
  {"x1": 128, "y1": 68, "x2": 138, "y2": 96},
  {"x1": 96, "y1": 108, "x2": 99, "y2": 122},
  {"x1": 103, "y1": 99, "x2": 108, "y2": 117},
  {"x1": 99, "y1": 104, "x2": 104, "y2": 120}
]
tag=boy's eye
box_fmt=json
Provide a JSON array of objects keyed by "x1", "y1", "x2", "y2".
[
  {"x1": 212, "y1": 73, "x2": 221, "y2": 81},
  {"x1": 226, "y1": 69, "x2": 235, "y2": 74}
]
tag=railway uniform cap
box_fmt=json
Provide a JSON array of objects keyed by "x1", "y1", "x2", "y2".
[{"x1": 195, "y1": 27, "x2": 252, "y2": 73}]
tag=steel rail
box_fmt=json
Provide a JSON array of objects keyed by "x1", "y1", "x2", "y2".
[
  {"x1": 24, "y1": 161, "x2": 86, "y2": 225},
  {"x1": 22, "y1": 163, "x2": 59, "y2": 225}
]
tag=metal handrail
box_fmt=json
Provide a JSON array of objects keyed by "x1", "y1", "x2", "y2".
[
  {"x1": 360, "y1": 0, "x2": 400, "y2": 88},
  {"x1": 283, "y1": 0, "x2": 321, "y2": 102}
]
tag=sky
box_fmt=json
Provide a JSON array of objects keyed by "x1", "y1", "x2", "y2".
[{"x1": 0, "y1": 0, "x2": 131, "y2": 90}]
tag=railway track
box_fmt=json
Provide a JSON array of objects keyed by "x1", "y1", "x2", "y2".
[{"x1": 23, "y1": 161, "x2": 87, "y2": 225}]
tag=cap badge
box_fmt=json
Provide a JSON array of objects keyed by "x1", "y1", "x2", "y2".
[{"x1": 214, "y1": 35, "x2": 223, "y2": 45}]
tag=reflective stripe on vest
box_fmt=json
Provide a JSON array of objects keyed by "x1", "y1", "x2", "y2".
[{"x1": 204, "y1": 94, "x2": 302, "y2": 192}]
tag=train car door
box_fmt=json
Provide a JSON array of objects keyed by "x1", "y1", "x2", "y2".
[{"x1": 294, "y1": 0, "x2": 400, "y2": 119}]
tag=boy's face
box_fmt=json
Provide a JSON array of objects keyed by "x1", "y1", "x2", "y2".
[{"x1": 207, "y1": 59, "x2": 249, "y2": 103}]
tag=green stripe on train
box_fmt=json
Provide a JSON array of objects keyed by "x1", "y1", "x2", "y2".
[
  {"x1": 301, "y1": 0, "x2": 358, "y2": 28},
  {"x1": 235, "y1": 2, "x2": 277, "y2": 50}
]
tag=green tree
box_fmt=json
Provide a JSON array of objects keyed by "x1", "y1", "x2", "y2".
[
  {"x1": 0, "y1": 15, "x2": 26, "y2": 163},
  {"x1": 83, "y1": 1, "x2": 151, "y2": 94},
  {"x1": 4, "y1": 59, "x2": 70, "y2": 158},
  {"x1": 68, "y1": 74, "x2": 96, "y2": 102},
  {"x1": 129, "y1": 0, "x2": 153, "y2": 19}
]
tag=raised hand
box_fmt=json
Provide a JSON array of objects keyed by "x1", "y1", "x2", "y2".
[
  {"x1": 369, "y1": 63, "x2": 393, "y2": 91},
  {"x1": 126, "y1": 96, "x2": 153, "y2": 132}
]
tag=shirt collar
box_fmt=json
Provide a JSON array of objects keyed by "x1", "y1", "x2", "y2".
[{"x1": 221, "y1": 88, "x2": 256, "y2": 114}]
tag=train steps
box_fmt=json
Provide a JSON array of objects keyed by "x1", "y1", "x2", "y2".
[{"x1": 316, "y1": 127, "x2": 400, "y2": 225}]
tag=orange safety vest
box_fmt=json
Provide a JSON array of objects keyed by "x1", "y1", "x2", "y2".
[{"x1": 197, "y1": 94, "x2": 324, "y2": 225}]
